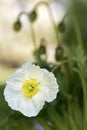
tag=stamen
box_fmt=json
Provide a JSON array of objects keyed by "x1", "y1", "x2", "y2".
[{"x1": 22, "y1": 78, "x2": 40, "y2": 98}]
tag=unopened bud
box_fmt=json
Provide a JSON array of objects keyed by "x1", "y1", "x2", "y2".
[
  {"x1": 58, "y1": 22, "x2": 65, "y2": 33},
  {"x1": 55, "y1": 46, "x2": 64, "y2": 61},
  {"x1": 39, "y1": 45, "x2": 46, "y2": 55},
  {"x1": 13, "y1": 20, "x2": 21, "y2": 32},
  {"x1": 29, "y1": 11, "x2": 37, "y2": 23}
]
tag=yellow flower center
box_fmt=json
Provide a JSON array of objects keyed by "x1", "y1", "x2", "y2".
[{"x1": 22, "y1": 78, "x2": 40, "y2": 98}]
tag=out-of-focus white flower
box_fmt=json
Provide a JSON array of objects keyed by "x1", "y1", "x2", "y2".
[
  {"x1": 4, "y1": 63, "x2": 59, "y2": 117},
  {"x1": 50, "y1": 0, "x2": 66, "y2": 24}
]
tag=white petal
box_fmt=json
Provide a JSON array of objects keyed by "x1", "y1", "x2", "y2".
[
  {"x1": 21, "y1": 63, "x2": 44, "y2": 81},
  {"x1": 19, "y1": 98, "x2": 38, "y2": 117},
  {"x1": 4, "y1": 87, "x2": 23, "y2": 110},
  {"x1": 40, "y1": 85, "x2": 59, "y2": 102},
  {"x1": 19, "y1": 91, "x2": 45, "y2": 117},
  {"x1": 40, "y1": 70, "x2": 59, "y2": 102},
  {"x1": 4, "y1": 87, "x2": 38, "y2": 117},
  {"x1": 4, "y1": 87, "x2": 45, "y2": 117},
  {"x1": 6, "y1": 68, "x2": 26, "y2": 91},
  {"x1": 31, "y1": 91, "x2": 45, "y2": 112},
  {"x1": 41, "y1": 69, "x2": 58, "y2": 86}
]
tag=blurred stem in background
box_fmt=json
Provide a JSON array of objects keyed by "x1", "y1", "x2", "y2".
[
  {"x1": 52, "y1": 8, "x2": 87, "y2": 129},
  {"x1": 33, "y1": 1, "x2": 59, "y2": 44},
  {"x1": 51, "y1": 58, "x2": 73, "y2": 73},
  {"x1": 13, "y1": 11, "x2": 37, "y2": 51},
  {"x1": 62, "y1": 13, "x2": 83, "y2": 47},
  {"x1": 63, "y1": 9, "x2": 87, "y2": 129}
]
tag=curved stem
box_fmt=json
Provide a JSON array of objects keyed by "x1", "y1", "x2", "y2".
[
  {"x1": 17, "y1": 11, "x2": 28, "y2": 20},
  {"x1": 34, "y1": 1, "x2": 59, "y2": 43},
  {"x1": 51, "y1": 58, "x2": 73, "y2": 73},
  {"x1": 17, "y1": 11, "x2": 37, "y2": 51}
]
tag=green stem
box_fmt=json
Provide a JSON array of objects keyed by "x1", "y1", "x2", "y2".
[
  {"x1": 51, "y1": 59, "x2": 73, "y2": 73},
  {"x1": 34, "y1": 1, "x2": 59, "y2": 43},
  {"x1": 70, "y1": 14, "x2": 83, "y2": 48},
  {"x1": 17, "y1": 11, "x2": 28, "y2": 20},
  {"x1": 17, "y1": 11, "x2": 37, "y2": 51},
  {"x1": 62, "y1": 12, "x2": 83, "y2": 48},
  {"x1": 76, "y1": 62, "x2": 87, "y2": 129},
  {"x1": 69, "y1": 14, "x2": 86, "y2": 128},
  {"x1": 29, "y1": 22, "x2": 37, "y2": 51}
]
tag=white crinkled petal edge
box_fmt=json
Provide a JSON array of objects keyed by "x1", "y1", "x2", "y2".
[
  {"x1": 4, "y1": 87, "x2": 45, "y2": 117},
  {"x1": 40, "y1": 71, "x2": 59, "y2": 102}
]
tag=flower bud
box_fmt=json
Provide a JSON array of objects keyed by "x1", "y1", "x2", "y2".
[
  {"x1": 39, "y1": 45, "x2": 46, "y2": 55},
  {"x1": 55, "y1": 46, "x2": 64, "y2": 61},
  {"x1": 13, "y1": 20, "x2": 21, "y2": 32},
  {"x1": 58, "y1": 22, "x2": 65, "y2": 33},
  {"x1": 29, "y1": 11, "x2": 37, "y2": 23}
]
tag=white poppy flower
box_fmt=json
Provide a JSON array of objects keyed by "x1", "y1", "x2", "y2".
[{"x1": 4, "y1": 63, "x2": 59, "y2": 117}]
